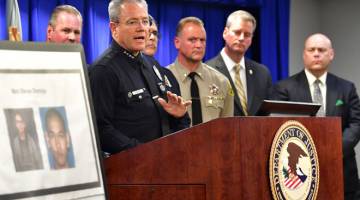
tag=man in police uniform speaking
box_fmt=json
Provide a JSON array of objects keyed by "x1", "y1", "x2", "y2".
[
  {"x1": 89, "y1": 0, "x2": 191, "y2": 154},
  {"x1": 168, "y1": 17, "x2": 234, "y2": 126}
]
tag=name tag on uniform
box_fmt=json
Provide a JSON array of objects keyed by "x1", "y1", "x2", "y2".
[
  {"x1": 128, "y1": 88, "x2": 145, "y2": 98},
  {"x1": 131, "y1": 88, "x2": 145, "y2": 95}
]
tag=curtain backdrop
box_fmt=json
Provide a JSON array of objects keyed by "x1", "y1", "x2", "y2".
[{"x1": 0, "y1": 0, "x2": 289, "y2": 81}]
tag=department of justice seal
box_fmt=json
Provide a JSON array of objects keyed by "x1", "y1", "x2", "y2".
[{"x1": 269, "y1": 120, "x2": 319, "y2": 200}]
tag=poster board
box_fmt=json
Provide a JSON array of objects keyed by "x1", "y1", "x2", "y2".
[{"x1": 0, "y1": 41, "x2": 106, "y2": 199}]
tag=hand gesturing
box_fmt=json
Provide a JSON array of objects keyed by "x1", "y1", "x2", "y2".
[{"x1": 158, "y1": 91, "x2": 192, "y2": 118}]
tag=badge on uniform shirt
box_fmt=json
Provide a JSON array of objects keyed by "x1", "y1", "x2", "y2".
[
  {"x1": 152, "y1": 65, "x2": 163, "y2": 81},
  {"x1": 164, "y1": 75, "x2": 172, "y2": 87},
  {"x1": 209, "y1": 84, "x2": 219, "y2": 96},
  {"x1": 159, "y1": 83, "x2": 166, "y2": 93}
]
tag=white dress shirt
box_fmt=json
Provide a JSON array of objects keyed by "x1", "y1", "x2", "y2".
[{"x1": 220, "y1": 48, "x2": 248, "y2": 100}]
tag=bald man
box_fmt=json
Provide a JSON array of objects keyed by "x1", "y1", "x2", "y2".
[{"x1": 271, "y1": 33, "x2": 360, "y2": 200}]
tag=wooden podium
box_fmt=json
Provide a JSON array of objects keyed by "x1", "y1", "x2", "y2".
[{"x1": 104, "y1": 117, "x2": 343, "y2": 200}]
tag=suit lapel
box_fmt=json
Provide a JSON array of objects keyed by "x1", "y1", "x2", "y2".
[
  {"x1": 213, "y1": 55, "x2": 243, "y2": 115},
  {"x1": 245, "y1": 59, "x2": 255, "y2": 112},
  {"x1": 326, "y1": 74, "x2": 338, "y2": 116},
  {"x1": 296, "y1": 71, "x2": 313, "y2": 102}
]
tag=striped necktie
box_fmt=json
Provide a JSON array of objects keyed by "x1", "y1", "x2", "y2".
[{"x1": 234, "y1": 64, "x2": 248, "y2": 116}]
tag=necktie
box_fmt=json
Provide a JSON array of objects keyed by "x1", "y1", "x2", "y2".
[
  {"x1": 234, "y1": 64, "x2": 248, "y2": 116},
  {"x1": 188, "y1": 72, "x2": 202, "y2": 125},
  {"x1": 313, "y1": 79, "x2": 325, "y2": 116}
]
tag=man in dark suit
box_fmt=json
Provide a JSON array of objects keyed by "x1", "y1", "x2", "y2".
[
  {"x1": 272, "y1": 33, "x2": 360, "y2": 200},
  {"x1": 206, "y1": 10, "x2": 272, "y2": 116}
]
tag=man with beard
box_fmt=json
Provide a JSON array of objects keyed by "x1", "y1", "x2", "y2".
[{"x1": 45, "y1": 108, "x2": 73, "y2": 169}]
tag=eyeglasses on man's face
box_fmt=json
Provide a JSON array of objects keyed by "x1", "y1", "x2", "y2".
[{"x1": 124, "y1": 18, "x2": 150, "y2": 27}]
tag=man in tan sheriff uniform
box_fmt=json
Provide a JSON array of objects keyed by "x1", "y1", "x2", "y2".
[{"x1": 168, "y1": 16, "x2": 234, "y2": 126}]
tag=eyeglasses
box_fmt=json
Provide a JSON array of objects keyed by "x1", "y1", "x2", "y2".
[{"x1": 125, "y1": 18, "x2": 150, "y2": 27}]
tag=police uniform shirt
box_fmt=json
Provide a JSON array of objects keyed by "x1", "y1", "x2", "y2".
[
  {"x1": 89, "y1": 41, "x2": 188, "y2": 153},
  {"x1": 168, "y1": 59, "x2": 234, "y2": 125}
]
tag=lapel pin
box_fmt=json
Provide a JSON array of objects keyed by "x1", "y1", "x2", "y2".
[{"x1": 249, "y1": 69, "x2": 253, "y2": 75}]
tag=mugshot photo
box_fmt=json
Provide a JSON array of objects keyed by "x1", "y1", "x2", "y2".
[
  {"x1": 39, "y1": 107, "x2": 75, "y2": 170},
  {"x1": 4, "y1": 108, "x2": 44, "y2": 172}
]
